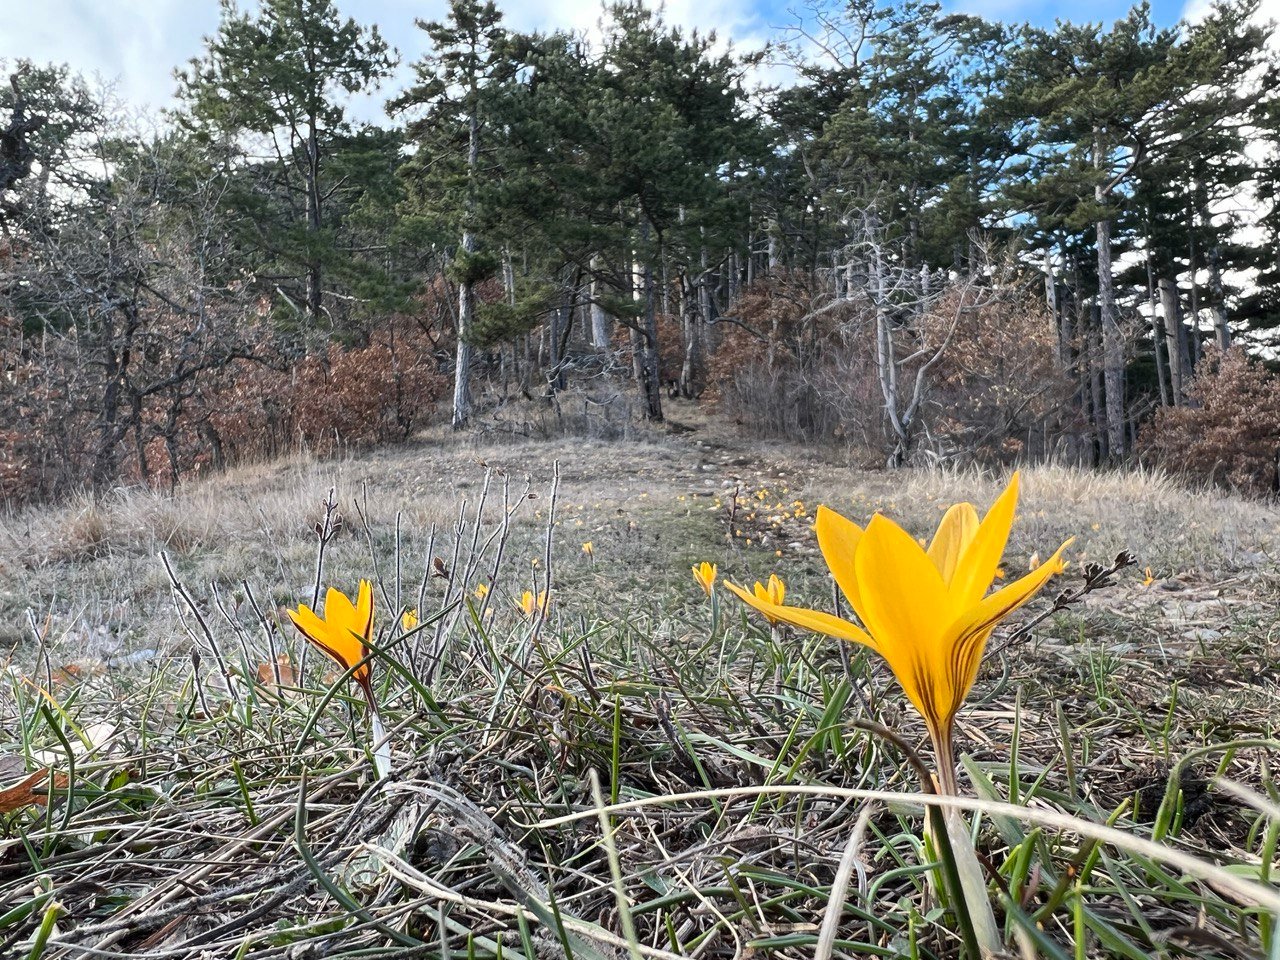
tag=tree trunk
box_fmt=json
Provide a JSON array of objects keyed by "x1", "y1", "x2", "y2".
[
  {"x1": 200, "y1": 420, "x2": 225, "y2": 472},
  {"x1": 627, "y1": 235, "x2": 643, "y2": 381},
  {"x1": 640, "y1": 254, "x2": 664, "y2": 421},
  {"x1": 1188, "y1": 231, "x2": 1203, "y2": 367},
  {"x1": 1086, "y1": 309, "x2": 1108, "y2": 464},
  {"x1": 453, "y1": 236, "x2": 476, "y2": 429},
  {"x1": 1159, "y1": 278, "x2": 1186, "y2": 405},
  {"x1": 452, "y1": 108, "x2": 481, "y2": 429},
  {"x1": 1094, "y1": 132, "x2": 1125, "y2": 458},
  {"x1": 1095, "y1": 216, "x2": 1125, "y2": 458},
  {"x1": 1044, "y1": 249, "x2": 1064, "y2": 368},
  {"x1": 679, "y1": 272, "x2": 702, "y2": 398},
  {"x1": 869, "y1": 239, "x2": 908, "y2": 467},
  {"x1": 1208, "y1": 246, "x2": 1230, "y2": 350},
  {"x1": 589, "y1": 254, "x2": 610, "y2": 350},
  {"x1": 698, "y1": 243, "x2": 714, "y2": 355},
  {"x1": 1145, "y1": 255, "x2": 1169, "y2": 407},
  {"x1": 304, "y1": 117, "x2": 323, "y2": 323}
]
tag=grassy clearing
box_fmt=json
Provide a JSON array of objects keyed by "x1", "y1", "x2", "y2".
[{"x1": 3, "y1": 413, "x2": 1280, "y2": 958}]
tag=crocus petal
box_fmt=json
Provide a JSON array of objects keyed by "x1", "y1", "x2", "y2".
[
  {"x1": 289, "y1": 604, "x2": 337, "y2": 652},
  {"x1": 815, "y1": 505, "x2": 865, "y2": 611},
  {"x1": 950, "y1": 473, "x2": 1020, "y2": 606},
  {"x1": 928, "y1": 502, "x2": 979, "y2": 586},
  {"x1": 724, "y1": 581, "x2": 877, "y2": 649},
  {"x1": 325, "y1": 586, "x2": 359, "y2": 639},
  {"x1": 852, "y1": 514, "x2": 956, "y2": 741},
  {"x1": 852, "y1": 514, "x2": 950, "y2": 652},
  {"x1": 943, "y1": 537, "x2": 1073, "y2": 718},
  {"x1": 290, "y1": 604, "x2": 369, "y2": 682},
  {"x1": 355, "y1": 579, "x2": 374, "y2": 641}
]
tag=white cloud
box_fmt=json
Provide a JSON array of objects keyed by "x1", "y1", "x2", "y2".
[
  {"x1": 0, "y1": 0, "x2": 771, "y2": 120},
  {"x1": 0, "y1": 1, "x2": 220, "y2": 111},
  {"x1": 1182, "y1": 0, "x2": 1280, "y2": 44}
]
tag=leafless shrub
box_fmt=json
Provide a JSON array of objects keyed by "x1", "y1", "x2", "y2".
[{"x1": 710, "y1": 267, "x2": 1070, "y2": 466}]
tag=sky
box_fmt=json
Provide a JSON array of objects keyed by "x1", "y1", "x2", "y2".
[{"x1": 0, "y1": 0, "x2": 1268, "y2": 121}]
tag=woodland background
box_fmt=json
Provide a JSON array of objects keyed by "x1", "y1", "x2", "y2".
[{"x1": 3, "y1": 0, "x2": 1280, "y2": 502}]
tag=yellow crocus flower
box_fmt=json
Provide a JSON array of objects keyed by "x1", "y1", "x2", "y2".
[
  {"x1": 747, "y1": 574, "x2": 786, "y2": 624},
  {"x1": 518, "y1": 590, "x2": 549, "y2": 617},
  {"x1": 582, "y1": 541, "x2": 594, "y2": 558},
  {"x1": 692, "y1": 562, "x2": 718, "y2": 596},
  {"x1": 754, "y1": 573, "x2": 785, "y2": 605},
  {"x1": 726, "y1": 473, "x2": 1070, "y2": 791},
  {"x1": 287, "y1": 580, "x2": 375, "y2": 702},
  {"x1": 474, "y1": 583, "x2": 490, "y2": 600},
  {"x1": 401, "y1": 608, "x2": 419, "y2": 631}
]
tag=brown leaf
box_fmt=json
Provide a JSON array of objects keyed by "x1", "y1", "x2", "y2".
[
  {"x1": 0, "y1": 768, "x2": 68, "y2": 813},
  {"x1": 256, "y1": 654, "x2": 296, "y2": 688}
]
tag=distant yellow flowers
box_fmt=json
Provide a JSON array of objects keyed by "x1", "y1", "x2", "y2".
[
  {"x1": 401, "y1": 608, "x2": 419, "y2": 631},
  {"x1": 582, "y1": 541, "x2": 594, "y2": 558},
  {"x1": 692, "y1": 562, "x2": 717, "y2": 596},
  {"x1": 287, "y1": 580, "x2": 375, "y2": 701},
  {"x1": 474, "y1": 582, "x2": 490, "y2": 600},
  {"x1": 727, "y1": 473, "x2": 1070, "y2": 788}
]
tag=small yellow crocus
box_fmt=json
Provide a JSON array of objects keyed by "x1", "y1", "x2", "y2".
[
  {"x1": 726, "y1": 473, "x2": 1070, "y2": 793},
  {"x1": 692, "y1": 562, "x2": 717, "y2": 596},
  {"x1": 474, "y1": 583, "x2": 490, "y2": 600},
  {"x1": 518, "y1": 590, "x2": 549, "y2": 617},
  {"x1": 582, "y1": 541, "x2": 594, "y2": 558},
  {"x1": 755, "y1": 573, "x2": 785, "y2": 605},
  {"x1": 287, "y1": 580, "x2": 375, "y2": 703},
  {"x1": 401, "y1": 608, "x2": 419, "y2": 631},
  {"x1": 746, "y1": 573, "x2": 786, "y2": 623}
]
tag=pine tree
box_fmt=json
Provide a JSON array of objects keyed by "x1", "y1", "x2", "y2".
[
  {"x1": 176, "y1": 0, "x2": 394, "y2": 326},
  {"x1": 394, "y1": 0, "x2": 515, "y2": 429}
]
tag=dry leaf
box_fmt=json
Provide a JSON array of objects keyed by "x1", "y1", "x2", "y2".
[
  {"x1": 256, "y1": 654, "x2": 296, "y2": 688},
  {"x1": 0, "y1": 769, "x2": 68, "y2": 813}
]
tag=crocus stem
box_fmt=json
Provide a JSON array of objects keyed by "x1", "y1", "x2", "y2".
[
  {"x1": 931, "y1": 728, "x2": 959, "y2": 797},
  {"x1": 929, "y1": 724, "x2": 1002, "y2": 957}
]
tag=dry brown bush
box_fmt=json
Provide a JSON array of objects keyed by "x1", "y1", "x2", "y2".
[
  {"x1": 1142, "y1": 347, "x2": 1280, "y2": 494},
  {"x1": 193, "y1": 321, "x2": 447, "y2": 478},
  {"x1": 925, "y1": 292, "x2": 1077, "y2": 462},
  {"x1": 0, "y1": 316, "x2": 446, "y2": 504},
  {"x1": 707, "y1": 273, "x2": 872, "y2": 444},
  {"x1": 708, "y1": 275, "x2": 1071, "y2": 463}
]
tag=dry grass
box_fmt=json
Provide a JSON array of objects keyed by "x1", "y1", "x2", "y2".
[{"x1": 3, "y1": 411, "x2": 1280, "y2": 959}]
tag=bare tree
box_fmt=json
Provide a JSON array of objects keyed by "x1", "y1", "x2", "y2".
[{"x1": 830, "y1": 209, "x2": 1003, "y2": 466}]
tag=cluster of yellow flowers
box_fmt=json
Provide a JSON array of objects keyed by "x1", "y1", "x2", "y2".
[
  {"x1": 285, "y1": 578, "x2": 546, "y2": 703},
  {"x1": 286, "y1": 472, "x2": 1067, "y2": 803},
  {"x1": 725, "y1": 483, "x2": 812, "y2": 553}
]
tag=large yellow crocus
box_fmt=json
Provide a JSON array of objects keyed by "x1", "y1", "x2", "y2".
[
  {"x1": 288, "y1": 579, "x2": 376, "y2": 703},
  {"x1": 726, "y1": 473, "x2": 1070, "y2": 791}
]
